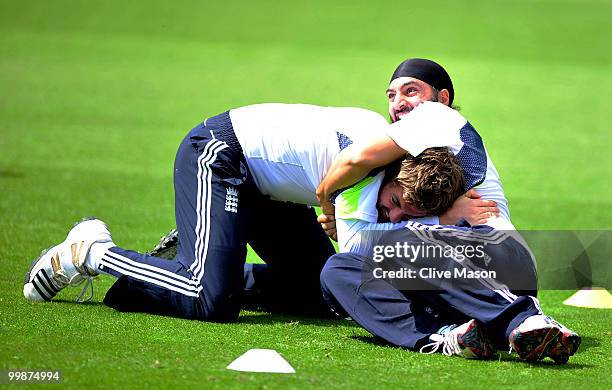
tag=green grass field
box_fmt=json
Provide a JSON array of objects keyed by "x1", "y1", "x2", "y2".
[{"x1": 1, "y1": 0, "x2": 611, "y2": 388}]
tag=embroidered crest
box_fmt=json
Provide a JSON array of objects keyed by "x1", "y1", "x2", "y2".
[{"x1": 225, "y1": 187, "x2": 239, "y2": 213}]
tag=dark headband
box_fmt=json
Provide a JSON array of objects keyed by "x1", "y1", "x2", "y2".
[{"x1": 390, "y1": 58, "x2": 454, "y2": 105}]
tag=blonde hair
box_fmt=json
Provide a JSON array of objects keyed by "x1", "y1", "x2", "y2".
[{"x1": 387, "y1": 147, "x2": 465, "y2": 216}]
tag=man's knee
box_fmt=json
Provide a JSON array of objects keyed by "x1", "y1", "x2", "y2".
[
  {"x1": 320, "y1": 253, "x2": 362, "y2": 318},
  {"x1": 320, "y1": 252, "x2": 368, "y2": 293},
  {"x1": 320, "y1": 256, "x2": 339, "y2": 295},
  {"x1": 320, "y1": 253, "x2": 346, "y2": 285},
  {"x1": 200, "y1": 291, "x2": 241, "y2": 322}
]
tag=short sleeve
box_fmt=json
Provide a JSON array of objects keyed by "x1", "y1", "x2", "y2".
[{"x1": 385, "y1": 101, "x2": 466, "y2": 156}]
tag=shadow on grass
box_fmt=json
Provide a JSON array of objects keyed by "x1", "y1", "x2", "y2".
[
  {"x1": 576, "y1": 336, "x2": 600, "y2": 352},
  {"x1": 54, "y1": 299, "x2": 105, "y2": 306},
  {"x1": 351, "y1": 334, "x2": 595, "y2": 369},
  {"x1": 238, "y1": 311, "x2": 359, "y2": 328},
  {"x1": 0, "y1": 169, "x2": 24, "y2": 178},
  {"x1": 51, "y1": 299, "x2": 358, "y2": 328},
  {"x1": 509, "y1": 359, "x2": 594, "y2": 369},
  {"x1": 350, "y1": 334, "x2": 394, "y2": 347}
]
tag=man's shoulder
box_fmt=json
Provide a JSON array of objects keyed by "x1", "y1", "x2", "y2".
[{"x1": 331, "y1": 105, "x2": 386, "y2": 118}]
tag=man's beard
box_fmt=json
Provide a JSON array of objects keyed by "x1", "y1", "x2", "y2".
[{"x1": 391, "y1": 94, "x2": 439, "y2": 122}]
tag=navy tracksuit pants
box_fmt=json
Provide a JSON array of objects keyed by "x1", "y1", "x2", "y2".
[
  {"x1": 320, "y1": 223, "x2": 542, "y2": 349},
  {"x1": 101, "y1": 112, "x2": 334, "y2": 321}
]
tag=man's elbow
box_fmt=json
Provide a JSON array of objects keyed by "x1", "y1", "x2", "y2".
[{"x1": 345, "y1": 150, "x2": 373, "y2": 170}]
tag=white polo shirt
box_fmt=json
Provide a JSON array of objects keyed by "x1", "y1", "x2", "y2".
[{"x1": 230, "y1": 103, "x2": 388, "y2": 205}]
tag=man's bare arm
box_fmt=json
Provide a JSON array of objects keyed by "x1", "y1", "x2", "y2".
[
  {"x1": 316, "y1": 135, "x2": 406, "y2": 208},
  {"x1": 319, "y1": 189, "x2": 499, "y2": 241},
  {"x1": 439, "y1": 189, "x2": 498, "y2": 225}
]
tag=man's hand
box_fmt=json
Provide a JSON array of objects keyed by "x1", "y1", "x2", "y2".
[
  {"x1": 439, "y1": 189, "x2": 499, "y2": 226},
  {"x1": 318, "y1": 201, "x2": 337, "y2": 241}
]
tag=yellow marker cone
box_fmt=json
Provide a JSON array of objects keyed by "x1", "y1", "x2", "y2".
[{"x1": 563, "y1": 287, "x2": 612, "y2": 309}]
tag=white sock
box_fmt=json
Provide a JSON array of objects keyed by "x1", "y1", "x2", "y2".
[{"x1": 86, "y1": 242, "x2": 115, "y2": 276}]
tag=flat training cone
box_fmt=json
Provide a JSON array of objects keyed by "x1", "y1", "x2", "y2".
[
  {"x1": 227, "y1": 349, "x2": 295, "y2": 373},
  {"x1": 563, "y1": 287, "x2": 612, "y2": 309}
]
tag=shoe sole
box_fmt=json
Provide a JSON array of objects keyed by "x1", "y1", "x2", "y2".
[
  {"x1": 147, "y1": 229, "x2": 178, "y2": 260},
  {"x1": 545, "y1": 331, "x2": 581, "y2": 364},
  {"x1": 510, "y1": 326, "x2": 562, "y2": 362},
  {"x1": 23, "y1": 245, "x2": 63, "y2": 301},
  {"x1": 24, "y1": 247, "x2": 50, "y2": 285},
  {"x1": 459, "y1": 320, "x2": 493, "y2": 359}
]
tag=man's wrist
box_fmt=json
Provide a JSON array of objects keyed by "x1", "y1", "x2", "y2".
[
  {"x1": 316, "y1": 185, "x2": 328, "y2": 205},
  {"x1": 319, "y1": 199, "x2": 335, "y2": 216}
]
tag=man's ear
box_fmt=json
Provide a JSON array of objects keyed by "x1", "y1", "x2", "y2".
[{"x1": 438, "y1": 89, "x2": 450, "y2": 106}]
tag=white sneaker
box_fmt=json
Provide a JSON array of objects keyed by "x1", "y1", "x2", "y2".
[
  {"x1": 419, "y1": 319, "x2": 493, "y2": 359},
  {"x1": 509, "y1": 315, "x2": 581, "y2": 364},
  {"x1": 23, "y1": 218, "x2": 113, "y2": 302}
]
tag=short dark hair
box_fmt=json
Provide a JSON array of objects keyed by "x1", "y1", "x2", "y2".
[{"x1": 384, "y1": 148, "x2": 465, "y2": 216}]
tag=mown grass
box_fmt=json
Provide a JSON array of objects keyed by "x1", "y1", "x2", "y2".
[{"x1": 1, "y1": 0, "x2": 610, "y2": 388}]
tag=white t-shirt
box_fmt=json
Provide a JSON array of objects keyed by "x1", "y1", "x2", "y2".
[{"x1": 230, "y1": 103, "x2": 388, "y2": 205}]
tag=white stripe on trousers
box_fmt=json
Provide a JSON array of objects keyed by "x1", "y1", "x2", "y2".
[
  {"x1": 530, "y1": 296, "x2": 543, "y2": 314},
  {"x1": 99, "y1": 251, "x2": 201, "y2": 297},
  {"x1": 406, "y1": 221, "x2": 509, "y2": 244},
  {"x1": 408, "y1": 227, "x2": 518, "y2": 303},
  {"x1": 190, "y1": 138, "x2": 228, "y2": 281}
]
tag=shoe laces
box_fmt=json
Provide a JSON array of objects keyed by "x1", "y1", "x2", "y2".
[
  {"x1": 75, "y1": 276, "x2": 95, "y2": 303},
  {"x1": 419, "y1": 332, "x2": 462, "y2": 356}
]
